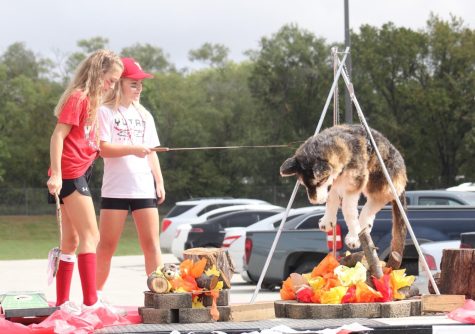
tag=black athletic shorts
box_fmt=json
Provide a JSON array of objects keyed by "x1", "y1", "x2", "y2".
[
  {"x1": 47, "y1": 165, "x2": 93, "y2": 204},
  {"x1": 101, "y1": 197, "x2": 158, "y2": 212}
]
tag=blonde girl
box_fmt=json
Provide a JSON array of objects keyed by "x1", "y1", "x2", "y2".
[
  {"x1": 96, "y1": 58, "x2": 165, "y2": 299},
  {"x1": 46, "y1": 49, "x2": 123, "y2": 313}
]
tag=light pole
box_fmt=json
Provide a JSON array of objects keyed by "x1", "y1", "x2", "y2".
[{"x1": 344, "y1": 0, "x2": 353, "y2": 123}]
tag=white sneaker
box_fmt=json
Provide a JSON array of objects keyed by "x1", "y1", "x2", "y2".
[
  {"x1": 59, "y1": 301, "x2": 82, "y2": 315},
  {"x1": 82, "y1": 300, "x2": 127, "y2": 316}
]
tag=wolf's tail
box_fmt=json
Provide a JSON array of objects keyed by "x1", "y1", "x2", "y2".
[{"x1": 387, "y1": 191, "x2": 408, "y2": 269}]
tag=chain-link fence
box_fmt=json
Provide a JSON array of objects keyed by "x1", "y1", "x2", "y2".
[{"x1": 0, "y1": 185, "x2": 312, "y2": 216}]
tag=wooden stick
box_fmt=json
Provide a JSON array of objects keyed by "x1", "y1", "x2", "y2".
[{"x1": 358, "y1": 228, "x2": 383, "y2": 278}]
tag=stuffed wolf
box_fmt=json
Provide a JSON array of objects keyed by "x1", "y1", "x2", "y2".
[{"x1": 280, "y1": 124, "x2": 407, "y2": 269}]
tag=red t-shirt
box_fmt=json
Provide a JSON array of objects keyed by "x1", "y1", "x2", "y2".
[{"x1": 49, "y1": 91, "x2": 99, "y2": 179}]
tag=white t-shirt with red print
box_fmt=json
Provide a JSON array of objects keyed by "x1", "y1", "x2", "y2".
[
  {"x1": 48, "y1": 91, "x2": 99, "y2": 179},
  {"x1": 99, "y1": 103, "x2": 160, "y2": 198}
]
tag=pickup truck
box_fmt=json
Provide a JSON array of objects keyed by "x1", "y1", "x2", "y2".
[
  {"x1": 243, "y1": 205, "x2": 475, "y2": 288},
  {"x1": 461, "y1": 232, "x2": 475, "y2": 248}
]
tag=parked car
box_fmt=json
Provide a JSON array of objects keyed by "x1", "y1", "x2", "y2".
[
  {"x1": 405, "y1": 190, "x2": 475, "y2": 205},
  {"x1": 418, "y1": 231, "x2": 475, "y2": 279},
  {"x1": 447, "y1": 183, "x2": 475, "y2": 192},
  {"x1": 171, "y1": 203, "x2": 279, "y2": 260},
  {"x1": 184, "y1": 207, "x2": 284, "y2": 251},
  {"x1": 159, "y1": 198, "x2": 269, "y2": 252},
  {"x1": 222, "y1": 206, "x2": 322, "y2": 276},
  {"x1": 419, "y1": 240, "x2": 460, "y2": 274},
  {"x1": 242, "y1": 209, "x2": 327, "y2": 286}
]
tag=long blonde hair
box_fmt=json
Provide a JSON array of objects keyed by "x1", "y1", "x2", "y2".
[{"x1": 54, "y1": 49, "x2": 123, "y2": 125}]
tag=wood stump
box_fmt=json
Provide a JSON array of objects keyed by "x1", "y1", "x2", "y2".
[
  {"x1": 183, "y1": 247, "x2": 235, "y2": 288},
  {"x1": 437, "y1": 248, "x2": 475, "y2": 298}
]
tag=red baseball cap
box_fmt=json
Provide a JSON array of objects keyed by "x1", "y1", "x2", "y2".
[{"x1": 121, "y1": 58, "x2": 153, "y2": 80}]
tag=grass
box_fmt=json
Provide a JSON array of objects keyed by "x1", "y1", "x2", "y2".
[{"x1": 0, "y1": 215, "x2": 144, "y2": 260}]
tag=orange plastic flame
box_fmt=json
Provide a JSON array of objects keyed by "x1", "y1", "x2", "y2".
[
  {"x1": 208, "y1": 289, "x2": 220, "y2": 321},
  {"x1": 191, "y1": 258, "x2": 207, "y2": 278},
  {"x1": 280, "y1": 277, "x2": 296, "y2": 300},
  {"x1": 311, "y1": 253, "x2": 340, "y2": 278}
]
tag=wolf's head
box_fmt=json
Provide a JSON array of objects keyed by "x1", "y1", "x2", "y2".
[{"x1": 280, "y1": 138, "x2": 335, "y2": 204}]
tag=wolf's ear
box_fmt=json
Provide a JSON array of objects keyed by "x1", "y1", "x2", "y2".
[
  {"x1": 312, "y1": 160, "x2": 331, "y2": 177},
  {"x1": 280, "y1": 157, "x2": 299, "y2": 176}
]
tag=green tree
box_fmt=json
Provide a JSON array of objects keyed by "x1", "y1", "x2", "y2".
[
  {"x1": 188, "y1": 43, "x2": 230, "y2": 68},
  {"x1": 64, "y1": 37, "x2": 109, "y2": 79},
  {"x1": 351, "y1": 15, "x2": 475, "y2": 188},
  {"x1": 0, "y1": 43, "x2": 58, "y2": 185},
  {"x1": 247, "y1": 24, "x2": 332, "y2": 192},
  {"x1": 121, "y1": 43, "x2": 175, "y2": 73},
  {"x1": 417, "y1": 15, "x2": 475, "y2": 186},
  {"x1": 1, "y1": 42, "x2": 45, "y2": 78},
  {"x1": 351, "y1": 23, "x2": 430, "y2": 187}
]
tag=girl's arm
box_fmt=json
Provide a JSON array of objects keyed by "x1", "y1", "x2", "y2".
[
  {"x1": 47, "y1": 123, "x2": 71, "y2": 195},
  {"x1": 148, "y1": 152, "x2": 165, "y2": 204},
  {"x1": 99, "y1": 141, "x2": 151, "y2": 158}
]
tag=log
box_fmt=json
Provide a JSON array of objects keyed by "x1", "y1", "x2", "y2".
[
  {"x1": 398, "y1": 285, "x2": 419, "y2": 299},
  {"x1": 183, "y1": 247, "x2": 235, "y2": 288},
  {"x1": 427, "y1": 272, "x2": 440, "y2": 295},
  {"x1": 387, "y1": 251, "x2": 403, "y2": 270},
  {"x1": 196, "y1": 273, "x2": 219, "y2": 290},
  {"x1": 438, "y1": 248, "x2": 475, "y2": 298},
  {"x1": 358, "y1": 228, "x2": 383, "y2": 278},
  {"x1": 147, "y1": 273, "x2": 171, "y2": 293},
  {"x1": 339, "y1": 251, "x2": 365, "y2": 267}
]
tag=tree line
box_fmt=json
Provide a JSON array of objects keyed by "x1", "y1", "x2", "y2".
[{"x1": 0, "y1": 14, "x2": 474, "y2": 208}]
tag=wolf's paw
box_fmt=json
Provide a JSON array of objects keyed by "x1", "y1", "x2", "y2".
[
  {"x1": 345, "y1": 234, "x2": 361, "y2": 249},
  {"x1": 318, "y1": 215, "x2": 335, "y2": 232},
  {"x1": 360, "y1": 218, "x2": 375, "y2": 233}
]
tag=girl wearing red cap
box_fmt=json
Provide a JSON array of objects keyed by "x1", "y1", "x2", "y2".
[
  {"x1": 96, "y1": 58, "x2": 165, "y2": 299},
  {"x1": 46, "y1": 49, "x2": 123, "y2": 313}
]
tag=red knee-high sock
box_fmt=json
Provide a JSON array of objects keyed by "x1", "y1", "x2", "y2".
[
  {"x1": 56, "y1": 256, "x2": 75, "y2": 306},
  {"x1": 78, "y1": 253, "x2": 98, "y2": 306}
]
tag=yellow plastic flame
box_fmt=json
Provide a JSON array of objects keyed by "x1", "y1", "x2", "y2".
[
  {"x1": 320, "y1": 286, "x2": 348, "y2": 304},
  {"x1": 334, "y1": 262, "x2": 367, "y2": 286},
  {"x1": 390, "y1": 269, "x2": 416, "y2": 299},
  {"x1": 192, "y1": 295, "x2": 204, "y2": 308},
  {"x1": 205, "y1": 265, "x2": 221, "y2": 277}
]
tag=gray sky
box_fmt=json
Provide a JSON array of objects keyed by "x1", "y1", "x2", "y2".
[{"x1": 1, "y1": 0, "x2": 473, "y2": 69}]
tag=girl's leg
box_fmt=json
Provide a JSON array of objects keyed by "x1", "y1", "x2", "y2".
[
  {"x1": 55, "y1": 205, "x2": 79, "y2": 306},
  {"x1": 96, "y1": 209, "x2": 128, "y2": 291},
  {"x1": 62, "y1": 191, "x2": 99, "y2": 306},
  {"x1": 132, "y1": 208, "x2": 163, "y2": 276}
]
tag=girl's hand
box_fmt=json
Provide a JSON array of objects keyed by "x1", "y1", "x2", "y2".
[
  {"x1": 156, "y1": 182, "x2": 165, "y2": 204},
  {"x1": 47, "y1": 174, "x2": 62, "y2": 195},
  {"x1": 132, "y1": 145, "x2": 151, "y2": 158}
]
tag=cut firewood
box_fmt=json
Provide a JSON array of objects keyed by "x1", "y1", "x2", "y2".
[
  {"x1": 438, "y1": 248, "x2": 475, "y2": 298},
  {"x1": 358, "y1": 228, "x2": 383, "y2": 278},
  {"x1": 339, "y1": 251, "x2": 365, "y2": 267},
  {"x1": 183, "y1": 248, "x2": 235, "y2": 288},
  {"x1": 196, "y1": 273, "x2": 219, "y2": 290},
  {"x1": 147, "y1": 273, "x2": 171, "y2": 293}
]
